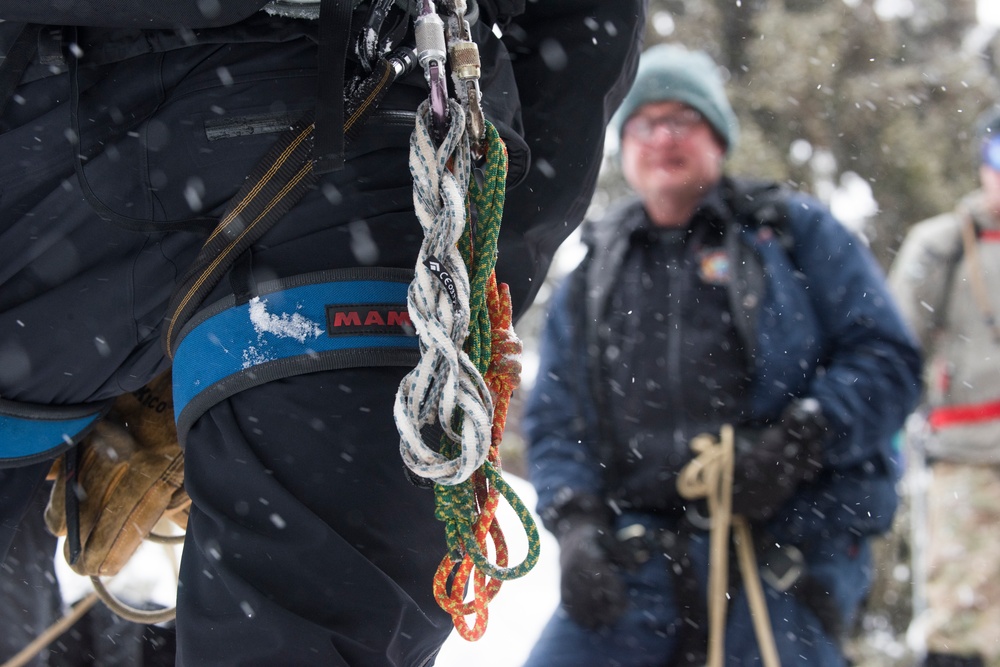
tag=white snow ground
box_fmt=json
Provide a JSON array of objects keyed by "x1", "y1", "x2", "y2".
[{"x1": 54, "y1": 474, "x2": 559, "y2": 667}]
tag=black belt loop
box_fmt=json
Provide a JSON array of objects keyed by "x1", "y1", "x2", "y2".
[
  {"x1": 229, "y1": 249, "x2": 258, "y2": 306},
  {"x1": 64, "y1": 445, "x2": 83, "y2": 565},
  {"x1": 314, "y1": 0, "x2": 353, "y2": 174}
]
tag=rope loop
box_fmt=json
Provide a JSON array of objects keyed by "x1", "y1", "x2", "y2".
[{"x1": 456, "y1": 462, "x2": 539, "y2": 580}]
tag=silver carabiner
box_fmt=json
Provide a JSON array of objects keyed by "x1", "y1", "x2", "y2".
[
  {"x1": 441, "y1": 0, "x2": 486, "y2": 158},
  {"x1": 415, "y1": 0, "x2": 450, "y2": 144}
]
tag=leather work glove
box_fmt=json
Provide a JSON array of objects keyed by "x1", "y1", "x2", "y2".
[
  {"x1": 556, "y1": 513, "x2": 628, "y2": 629},
  {"x1": 732, "y1": 398, "x2": 827, "y2": 522},
  {"x1": 45, "y1": 372, "x2": 189, "y2": 577}
]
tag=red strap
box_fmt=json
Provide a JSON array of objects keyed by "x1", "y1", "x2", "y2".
[
  {"x1": 980, "y1": 229, "x2": 1000, "y2": 242},
  {"x1": 929, "y1": 399, "x2": 1000, "y2": 429}
]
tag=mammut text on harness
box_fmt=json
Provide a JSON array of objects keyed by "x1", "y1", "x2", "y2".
[{"x1": 393, "y1": 0, "x2": 541, "y2": 641}]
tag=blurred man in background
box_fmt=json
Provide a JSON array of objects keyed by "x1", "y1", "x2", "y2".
[{"x1": 523, "y1": 43, "x2": 921, "y2": 666}]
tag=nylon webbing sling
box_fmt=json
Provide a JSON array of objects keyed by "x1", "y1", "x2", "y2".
[
  {"x1": 163, "y1": 56, "x2": 411, "y2": 357},
  {"x1": 164, "y1": 112, "x2": 320, "y2": 356}
]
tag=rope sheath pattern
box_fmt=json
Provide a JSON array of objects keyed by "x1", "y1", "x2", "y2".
[
  {"x1": 395, "y1": 98, "x2": 495, "y2": 486},
  {"x1": 396, "y1": 108, "x2": 539, "y2": 640}
]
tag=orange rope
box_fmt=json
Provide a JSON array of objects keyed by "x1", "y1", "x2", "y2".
[{"x1": 431, "y1": 274, "x2": 522, "y2": 639}]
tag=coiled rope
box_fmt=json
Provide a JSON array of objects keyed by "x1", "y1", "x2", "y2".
[
  {"x1": 395, "y1": 101, "x2": 539, "y2": 639},
  {"x1": 677, "y1": 425, "x2": 781, "y2": 667}
]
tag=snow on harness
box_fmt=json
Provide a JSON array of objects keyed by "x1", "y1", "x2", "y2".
[{"x1": 393, "y1": 0, "x2": 538, "y2": 640}]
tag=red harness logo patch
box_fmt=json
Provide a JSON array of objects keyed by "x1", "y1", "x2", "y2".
[{"x1": 326, "y1": 304, "x2": 414, "y2": 336}]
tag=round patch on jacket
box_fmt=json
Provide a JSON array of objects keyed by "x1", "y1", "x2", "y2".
[{"x1": 698, "y1": 249, "x2": 731, "y2": 285}]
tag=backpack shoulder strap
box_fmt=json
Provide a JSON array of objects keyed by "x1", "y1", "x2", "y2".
[
  {"x1": 725, "y1": 177, "x2": 791, "y2": 237},
  {"x1": 958, "y1": 208, "x2": 1000, "y2": 341}
]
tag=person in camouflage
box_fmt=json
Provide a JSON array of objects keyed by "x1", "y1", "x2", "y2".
[{"x1": 890, "y1": 105, "x2": 1000, "y2": 667}]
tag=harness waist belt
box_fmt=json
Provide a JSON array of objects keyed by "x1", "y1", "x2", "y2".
[
  {"x1": 928, "y1": 398, "x2": 1000, "y2": 430},
  {"x1": 172, "y1": 267, "x2": 418, "y2": 444},
  {"x1": 0, "y1": 397, "x2": 108, "y2": 469}
]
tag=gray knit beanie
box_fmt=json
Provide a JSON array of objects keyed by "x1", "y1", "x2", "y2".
[{"x1": 612, "y1": 43, "x2": 739, "y2": 153}]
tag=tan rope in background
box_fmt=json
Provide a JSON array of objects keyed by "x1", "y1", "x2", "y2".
[{"x1": 677, "y1": 425, "x2": 781, "y2": 667}]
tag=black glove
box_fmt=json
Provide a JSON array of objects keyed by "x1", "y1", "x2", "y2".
[
  {"x1": 555, "y1": 514, "x2": 628, "y2": 629},
  {"x1": 733, "y1": 398, "x2": 827, "y2": 521}
]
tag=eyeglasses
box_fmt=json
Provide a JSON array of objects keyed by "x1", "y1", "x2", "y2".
[{"x1": 624, "y1": 108, "x2": 705, "y2": 142}]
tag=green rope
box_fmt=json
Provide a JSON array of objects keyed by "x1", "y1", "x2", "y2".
[
  {"x1": 433, "y1": 121, "x2": 539, "y2": 582},
  {"x1": 434, "y1": 460, "x2": 540, "y2": 580},
  {"x1": 459, "y1": 121, "x2": 506, "y2": 374}
]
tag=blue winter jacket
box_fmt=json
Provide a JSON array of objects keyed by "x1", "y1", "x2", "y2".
[{"x1": 524, "y1": 178, "x2": 922, "y2": 548}]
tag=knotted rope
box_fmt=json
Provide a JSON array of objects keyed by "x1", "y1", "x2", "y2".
[
  {"x1": 677, "y1": 425, "x2": 781, "y2": 667},
  {"x1": 395, "y1": 98, "x2": 493, "y2": 486},
  {"x1": 396, "y1": 104, "x2": 539, "y2": 639}
]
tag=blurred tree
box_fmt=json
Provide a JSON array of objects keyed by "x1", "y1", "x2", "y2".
[{"x1": 646, "y1": 0, "x2": 998, "y2": 265}]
